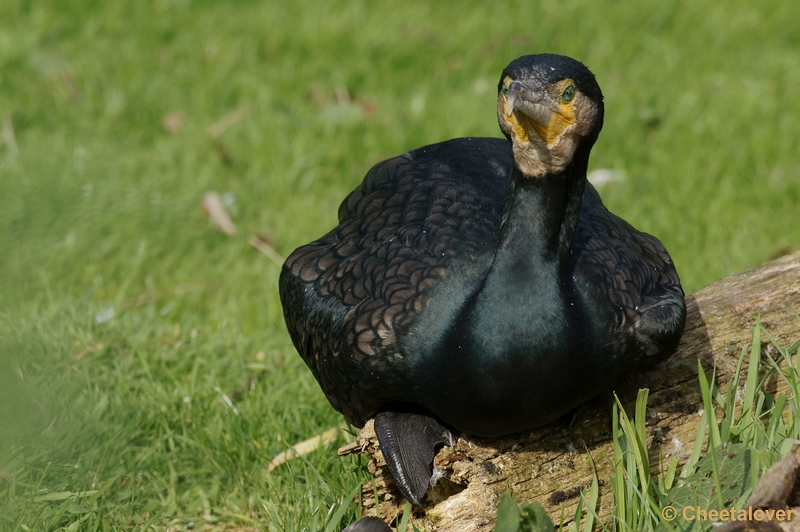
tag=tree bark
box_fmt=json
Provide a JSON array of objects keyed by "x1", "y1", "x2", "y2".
[{"x1": 338, "y1": 250, "x2": 800, "y2": 531}]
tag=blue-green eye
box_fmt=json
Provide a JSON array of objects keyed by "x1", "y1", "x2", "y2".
[
  {"x1": 561, "y1": 85, "x2": 575, "y2": 103},
  {"x1": 502, "y1": 83, "x2": 509, "y2": 98}
]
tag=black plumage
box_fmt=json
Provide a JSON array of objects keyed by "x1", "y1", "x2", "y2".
[{"x1": 279, "y1": 54, "x2": 685, "y2": 507}]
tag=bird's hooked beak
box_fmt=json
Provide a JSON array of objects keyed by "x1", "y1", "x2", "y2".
[{"x1": 505, "y1": 80, "x2": 554, "y2": 127}]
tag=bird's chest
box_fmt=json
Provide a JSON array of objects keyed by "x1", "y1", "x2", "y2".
[
  {"x1": 418, "y1": 301, "x2": 599, "y2": 436},
  {"x1": 439, "y1": 275, "x2": 590, "y2": 387}
]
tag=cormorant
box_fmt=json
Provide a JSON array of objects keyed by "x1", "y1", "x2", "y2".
[{"x1": 279, "y1": 54, "x2": 686, "y2": 512}]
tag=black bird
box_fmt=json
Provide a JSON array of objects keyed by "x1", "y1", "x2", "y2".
[{"x1": 279, "y1": 54, "x2": 686, "y2": 509}]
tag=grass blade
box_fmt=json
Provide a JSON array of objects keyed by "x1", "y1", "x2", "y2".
[{"x1": 323, "y1": 481, "x2": 363, "y2": 532}]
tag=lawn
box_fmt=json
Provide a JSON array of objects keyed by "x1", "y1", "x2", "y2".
[{"x1": 1, "y1": 1, "x2": 799, "y2": 530}]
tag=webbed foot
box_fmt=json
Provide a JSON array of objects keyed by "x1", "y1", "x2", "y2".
[{"x1": 374, "y1": 409, "x2": 452, "y2": 507}]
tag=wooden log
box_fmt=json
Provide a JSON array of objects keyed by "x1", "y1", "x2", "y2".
[{"x1": 338, "y1": 250, "x2": 800, "y2": 531}]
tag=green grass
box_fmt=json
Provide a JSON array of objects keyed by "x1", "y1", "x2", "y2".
[
  {"x1": 600, "y1": 318, "x2": 800, "y2": 532},
  {"x1": 1, "y1": 0, "x2": 799, "y2": 530}
]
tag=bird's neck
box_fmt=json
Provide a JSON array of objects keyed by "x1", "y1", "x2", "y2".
[
  {"x1": 464, "y1": 148, "x2": 590, "y2": 355},
  {"x1": 496, "y1": 149, "x2": 588, "y2": 282}
]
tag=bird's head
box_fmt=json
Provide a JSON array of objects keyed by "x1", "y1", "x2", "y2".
[{"x1": 497, "y1": 54, "x2": 604, "y2": 177}]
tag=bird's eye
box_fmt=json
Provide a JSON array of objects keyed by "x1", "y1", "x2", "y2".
[
  {"x1": 561, "y1": 85, "x2": 575, "y2": 104},
  {"x1": 502, "y1": 83, "x2": 509, "y2": 98}
]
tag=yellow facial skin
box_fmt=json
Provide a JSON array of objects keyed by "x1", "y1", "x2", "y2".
[
  {"x1": 503, "y1": 76, "x2": 577, "y2": 146},
  {"x1": 508, "y1": 108, "x2": 531, "y2": 144}
]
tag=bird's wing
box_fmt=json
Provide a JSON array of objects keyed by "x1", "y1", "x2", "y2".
[
  {"x1": 279, "y1": 138, "x2": 511, "y2": 425},
  {"x1": 572, "y1": 183, "x2": 685, "y2": 366}
]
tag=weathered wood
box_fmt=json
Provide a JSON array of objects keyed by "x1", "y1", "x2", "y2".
[{"x1": 339, "y1": 250, "x2": 800, "y2": 531}]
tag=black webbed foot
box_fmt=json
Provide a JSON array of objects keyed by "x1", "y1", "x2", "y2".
[
  {"x1": 374, "y1": 409, "x2": 452, "y2": 507},
  {"x1": 342, "y1": 516, "x2": 393, "y2": 532}
]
